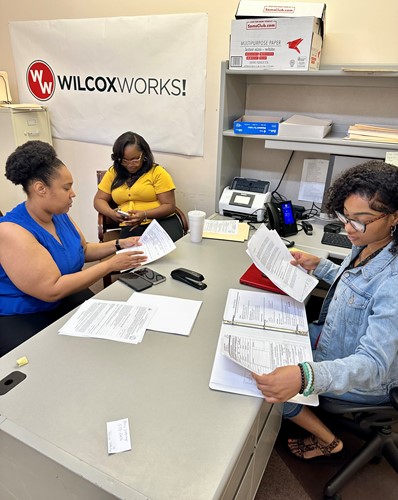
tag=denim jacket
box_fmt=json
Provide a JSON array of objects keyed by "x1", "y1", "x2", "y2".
[{"x1": 309, "y1": 242, "x2": 398, "y2": 397}]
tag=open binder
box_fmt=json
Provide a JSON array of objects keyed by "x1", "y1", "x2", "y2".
[
  {"x1": 209, "y1": 288, "x2": 318, "y2": 406},
  {"x1": 222, "y1": 288, "x2": 308, "y2": 335}
]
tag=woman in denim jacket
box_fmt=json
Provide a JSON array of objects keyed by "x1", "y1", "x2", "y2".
[{"x1": 252, "y1": 160, "x2": 398, "y2": 460}]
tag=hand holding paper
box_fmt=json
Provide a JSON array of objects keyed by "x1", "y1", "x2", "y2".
[
  {"x1": 246, "y1": 224, "x2": 318, "y2": 302},
  {"x1": 117, "y1": 219, "x2": 176, "y2": 267}
]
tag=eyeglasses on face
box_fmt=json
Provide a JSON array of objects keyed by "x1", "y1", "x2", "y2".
[
  {"x1": 121, "y1": 152, "x2": 143, "y2": 166},
  {"x1": 335, "y1": 211, "x2": 389, "y2": 233}
]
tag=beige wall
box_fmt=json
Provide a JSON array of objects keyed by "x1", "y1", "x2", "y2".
[{"x1": 1, "y1": 0, "x2": 398, "y2": 241}]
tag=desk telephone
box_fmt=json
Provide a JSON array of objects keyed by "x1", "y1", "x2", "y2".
[{"x1": 265, "y1": 200, "x2": 298, "y2": 237}]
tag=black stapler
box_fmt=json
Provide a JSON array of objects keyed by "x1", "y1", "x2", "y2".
[
  {"x1": 171, "y1": 268, "x2": 207, "y2": 290},
  {"x1": 301, "y1": 220, "x2": 313, "y2": 235}
]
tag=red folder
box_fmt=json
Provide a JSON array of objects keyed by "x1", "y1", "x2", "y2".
[{"x1": 239, "y1": 263, "x2": 286, "y2": 295}]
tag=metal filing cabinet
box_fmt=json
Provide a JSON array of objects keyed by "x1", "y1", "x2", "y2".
[{"x1": 0, "y1": 106, "x2": 52, "y2": 212}]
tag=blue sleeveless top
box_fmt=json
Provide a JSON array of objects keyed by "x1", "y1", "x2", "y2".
[{"x1": 0, "y1": 203, "x2": 85, "y2": 315}]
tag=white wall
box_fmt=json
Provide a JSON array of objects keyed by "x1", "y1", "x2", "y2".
[{"x1": 1, "y1": 0, "x2": 398, "y2": 241}]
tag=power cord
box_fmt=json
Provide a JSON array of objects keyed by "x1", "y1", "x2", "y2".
[
  {"x1": 271, "y1": 151, "x2": 295, "y2": 202},
  {"x1": 300, "y1": 202, "x2": 321, "y2": 220}
]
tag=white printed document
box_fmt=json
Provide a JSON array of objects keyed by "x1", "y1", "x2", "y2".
[
  {"x1": 209, "y1": 287, "x2": 318, "y2": 406},
  {"x1": 218, "y1": 323, "x2": 318, "y2": 406},
  {"x1": 204, "y1": 219, "x2": 239, "y2": 234},
  {"x1": 127, "y1": 293, "x2": 202, "y2": 336},
  {"x1": 247, "y1": 224, "x2": 318, "y2": 302},
  {"x1": 223, "y1": 288, "x2": 308, "y2": 334},
  {"x1": 117, "y1": 219, "x2": 176, "y2": 266},
  {"x1": 298, "y1": 158, "x2": 329, "y2": 204},
  {"x1": 59, "y1": 299, "x2": 155, "y2": 344},
  {"x1": 202, "y1": 219, "x2": 250, "y2": 242}
]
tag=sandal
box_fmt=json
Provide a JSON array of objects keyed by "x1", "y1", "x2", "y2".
[{"x1": 288, "y1": 434, "x2": 344, "y2": 461}]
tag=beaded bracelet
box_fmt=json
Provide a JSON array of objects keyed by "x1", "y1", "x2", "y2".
[
  {"x1": 298, "y1": 363, "x2": 306, "y2": 394},
  {"x1": 302, "y1": 362, "x2": 315, "y2": 397}
]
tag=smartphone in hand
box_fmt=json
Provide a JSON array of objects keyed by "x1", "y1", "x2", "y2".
[
  {"x1": 133, "y1": 267, "x2": 166, "y2": 285},
  {"x1": 117, "y1": 209, "x2": 130, "y2": 218}
]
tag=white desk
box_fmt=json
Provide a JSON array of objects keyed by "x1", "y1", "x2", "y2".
[
  {"x1": 208, "y1": 213, "x2": 350, "y2": 261},
  {"x1": 0, "y1": 236, "x2": 281, "y2": 500}
]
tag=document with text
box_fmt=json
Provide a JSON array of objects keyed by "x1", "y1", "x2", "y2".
[
  {"x1": 209, "y1": 288, "x2": 318, "y2": 406},
  {"x1": 223, "y1": 288, "x2": 308, "y2": 335},
  {"x1": 202, "y1": 219, "x2": 250, "y2": 242},
  {"x1": 59, "y1": 299, "x2": 155, "y2": 344},
  {"x1": 117, "y1": 219, "x2": 176, "y2": 266},
  {"x1": 215, "y1": 322, "x2": 318, "y2": 406},
  {"x1": 247, "y1": 224, "x2": 318, "y2": 302}
]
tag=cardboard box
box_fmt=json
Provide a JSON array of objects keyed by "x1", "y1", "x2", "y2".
[
  {"x1": 235, "y1": 1, "x2": 325, "y2": 30},
  {"x1": 234, "y1": 115, "x2": 282, "y2": 135},
  {"x1": 230, "y1": 2, "x2": 326, "y2": 71},
  {"x1": 278, "y1": 114, "x2": 332, "y2": 138}
]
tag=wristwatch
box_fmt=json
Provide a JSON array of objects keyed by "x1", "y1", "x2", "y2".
[{"x1": 115, "y1": 239, "x2": 122, "y2": 251}]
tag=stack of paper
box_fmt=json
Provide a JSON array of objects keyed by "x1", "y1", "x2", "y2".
[
  {"x1": 59, "y1": 299, "x2": 155, "y2": 344},
  {"x1": 345, "y1": 124, "x2": 398, "y2": 143},
  {"x1": 59, "y1": 294, "x2": 202, "y2": 344},
  {"x1": 202, "y1": 219, "x2": 250, "y2": 242}
]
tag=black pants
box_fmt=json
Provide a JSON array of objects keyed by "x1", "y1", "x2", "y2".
[
  {"x1": 0, "y1": 289, "x2": 94, "y2": 357},
  {"x1": 119, "y1": 214, "x2": 184, "y2": 242}
]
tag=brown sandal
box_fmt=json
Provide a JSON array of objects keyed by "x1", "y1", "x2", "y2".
[{"x1": 288, "y1": 434, "x2": 343, "y2": 461}]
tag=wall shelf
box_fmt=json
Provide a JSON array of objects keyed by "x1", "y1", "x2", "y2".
[{"x1": 216, "y1": 62, "x2": 398, "y2": 207}]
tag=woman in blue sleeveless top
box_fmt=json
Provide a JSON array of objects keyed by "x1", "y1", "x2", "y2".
[{"x1": 0, "y1": 141, "x2": 148, "y2": 356}]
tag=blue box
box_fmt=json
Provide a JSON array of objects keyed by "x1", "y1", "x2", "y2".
[{"x1": 233, "y1": 115, "x2": 281, "y2": 135}]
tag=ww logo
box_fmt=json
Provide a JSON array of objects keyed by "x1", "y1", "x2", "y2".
[{"x1": 27, "y1": 61, "x2": 55, "y2": 101}]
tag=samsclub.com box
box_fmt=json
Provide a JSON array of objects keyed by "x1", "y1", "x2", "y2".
[{"x1": 230, "y1": 2, "x2": 326, "y2": 71}]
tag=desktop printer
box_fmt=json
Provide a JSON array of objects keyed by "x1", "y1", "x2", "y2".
[{"x1": 219, "y1": 177, "x2": 271, "y2": 222}]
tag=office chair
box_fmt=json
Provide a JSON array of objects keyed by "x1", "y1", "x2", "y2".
[
  {"x1": 96, "y1": 170, "x2": 188, "y2": 287},
  {"x1": 320, "y1": 387, "x2": 398, "y2": 499}
]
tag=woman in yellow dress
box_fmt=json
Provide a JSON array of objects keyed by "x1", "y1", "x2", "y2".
[{"x1": 94, "y1": 131, "x2": 184, "y2": 241}]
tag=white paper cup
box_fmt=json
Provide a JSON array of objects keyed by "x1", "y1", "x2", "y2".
[{"x1": 188, "y1": 210, "x2": 206, "y2": 243}]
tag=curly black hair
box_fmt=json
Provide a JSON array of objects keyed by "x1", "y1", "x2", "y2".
[
  {"x1": 110, "y1": 131, "x2": 155, "y2": 190},
  {"x1": 5, "y1": 140, "x2": 64, "y2": 193},
  {"x1": 325, "y1": 160, "x2": 398, "y2": 254}
]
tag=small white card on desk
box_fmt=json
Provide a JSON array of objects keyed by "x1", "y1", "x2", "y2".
[{"x1": 107, "y1": 418, "x2": 132, "y2": 454}]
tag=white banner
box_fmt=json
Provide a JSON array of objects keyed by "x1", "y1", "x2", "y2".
[{"x1": 9, "y1": 14, "x2": 208, "y2": 156}]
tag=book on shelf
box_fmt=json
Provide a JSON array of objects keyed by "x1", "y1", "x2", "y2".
[
  {"x1": 209, "y1": 288, "x2": 319, "y2": 406},
  {"x1": 345, "y1": 123, "x2": 398, "y2": 143}
]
